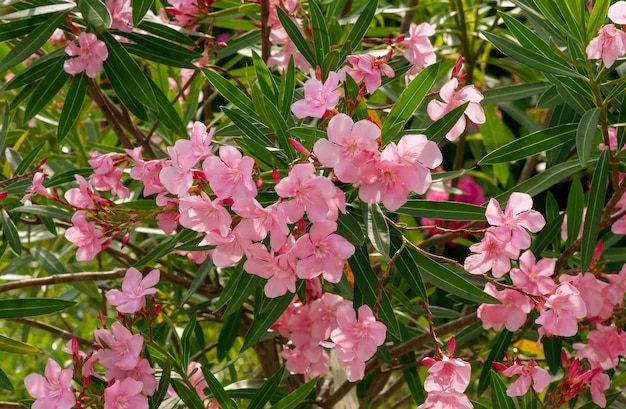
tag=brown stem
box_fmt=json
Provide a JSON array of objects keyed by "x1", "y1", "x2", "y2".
[
  {"x1": 0, "y1": 269, "x2": 126, "y2": 293},
  {"x1": 399, "y1": 0, "x2": 419, "y2": 33},
  {"x1": 261, "y1": 0, "x2": 271, "y2": 62},
  {"x1": 7, "y1": 318, "x2": 91, "y2": 348}
]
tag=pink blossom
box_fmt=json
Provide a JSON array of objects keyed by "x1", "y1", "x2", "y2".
[
  {"x1": 203, "y1": 146, "x2": 257, "y2": 200},
  {"x1": 105, "y1": 358, "x2": 157, "y2": 395},
  {"x1": 267, "y1": 39, "x2": 312, "y2": 73},
  {"x1": 423, "y1": 356, "x2": 471, "y2": 393},
  {"x1": 535, "y1": 282, "x2": 587, "y2": 337},
  {"x1": 560, "y1": 273, "x2": 611, "y2": 320},
  {"x1": 313, "y1": 114, "x2": 380, "y2": 184},
  {"x1": 291, "y1": 220, "x2": 355, "y2": 283},
  {"x1": 126, "y1": 147, "x2": 167, "y2": 197},
  {"x1": 607, "y1": 263, "x2": 626, "y2": 306},
  {"x1": 64, "y1": 175, "x2": 96, "y2": 209},
  {"x1": 590, "y1": 372, "x2": 610, "y2": 407},
  {"x1": 244, "y1": 243, "x2": 298, "y2": 297},
  {"x1": 21, "y1": 171, "x2": 50, "y2": 204},
  {"x1": 232, "y1": 198, "x2": 289, "y2": 250},
  {"x1": 308, "y1": 293, "x2": 349, "y2": 340},
  {"x1": 401, "y1": 22, "x2": 436, "y2": 71},
  {"x1": 463, "y1": 228, "x2": 520, "y2": 277},
  {"x1": 291, "y1": 72, "x2": 342, "y2": 119},
  {"x1": 106, "y1": 267, "x2": 160, "y2": 314},
  {"x1": 103, "y1": 378, "x2": 148, "y2": 409},
  {"x1": 586, "y1": 24, "x2": 626, "y2": 67},
  {"x1": 501, "y1": 360, "x2": 551, "y2": 396},
  {"x1": 167, "y1": 0, "x2": 201, "y2": 26},
  {"x1": 509, "y1": 251, "x2": 556, "y2": 296},
  {"x1": 485, "y1": 192, "x2": 546, "y2": 250},
  {"x1": 427, "y1": 77, "x2": 485, "y2": 141},
  {"x1": 173, "y1": 122, "x2": 214, "y2": 171},
  {"x1": 24, "y1": 358, "x2": 75, "y2": 409},
  {"x1": 65, "y1": 211, "x2": 103, "y2": 261},
  {"x1": 609, "y1": 1, "x2": 626, "y2": 24},
  {"x1": 339, "y1": 54, "x2": 394, "y2": 94},
  {"x1": 94, "y1": 322, "x2": 144, "y2": 371},
  {"x1": 178, "y1": 192, "x2": 232, "y2": 236},
  {"x1": 107, "y1": 0, "x2": 132, "y2": 31},
  {"x1": 64, "y1": 32, "x2": 108, "y2": 78},
  {"x1": 330, "y1": 304, "x2": 387, "y2": 382},
  {"x1": 159, "y1": 147, "x2": 195, "y2": 197},
  {"x1": 201, "y1": 226, "x2": 251, "y2": 267},
  {"x1": 574, "y1": 324, "x2": 626, "y2": 370},
  {"x1": 88, "y1": 151, "x2": 130, "y2": 198},
  {"x1": 281, "y1": 344, "x2": 330, "y2": 380},
  {"x1": 477, "y1": 283, "x2": 534, "y2": 332},
  {"x1": 418, "y1": 390, "x2": 473, "y2": 409}
]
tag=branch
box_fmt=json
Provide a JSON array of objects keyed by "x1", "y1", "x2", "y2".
[
  {"x1": 8, "y1": 318, "x2": 91, "y2": 348},
  {"x1": 0, "y1": 269, "x2": 126, "y2": 293}
]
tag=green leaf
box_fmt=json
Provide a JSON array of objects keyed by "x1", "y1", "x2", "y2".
[
  {"x1": 180, "y1": 314, "x2": 196, "y2": 371},
  {"x1": 587, "y1": 0, "x2": 610, "y2": 42},
  {"x1": 482, "y1": 32, "x2": 583, "y2": 79},
  {"x1": 58, "y1": 72, "x2": 88, "y2": 141},
  {"x1": 578, "y1": 391, "x2": 621, "y2": 409},
  {"x1": 491, "y1": 370, "x2": 516, "y2": 409},
  {"x1": 337, "y1": 210, "x2": 366, "y2": 246},
  {"x1": 477, "y1": 329, "x2": 513, "y2": 395},
  {"x1": 0, "y1": 4, "x2": 75, "y2": 20},
  {"x1": 309, "y1": 0, "x2": 330, "y2": 64},
  {"x1": 365, "y1": 203, "x2": 390, "y2": 259},
  {"x1": 479, "y1": 124, "x2": 577, "y2": 164},
  {"x1": 396, "y1": 200, "x2": 486, "y2": 221},
  {"x1": 0, "y1": 334, "x2": 40, "y2": 355},
  {"x1": 203, "y1": 69, "x2": 258, "y2": 120},
  {"x1": 1, "y1": 209, "x2": 20, "y2": 255},
  {"x1": 222, "y1": 108, "x2": 274, "y2": 148},
  {"x1": 531, "y1": 213, "x2": 565, "y2": 255},
  {"x1": 278, "y1": 57, "x2": 295, "y2": 118},
  {"x1": 320, "y1": 49, "x2": 341, "y2": 79},
  {"x1": 270, "y1": 377, "x2": 317, "y2": 409},
  {"x1": 76, "y1": 0, "x2": 111, "y2": 30},
  {"x1": 12, "y1": 205, "x2": 72, "y2": 220},
  {"x1": 31, "y1": 247, "x2": 67, "y2": 275},
  {"x1": 252, "y1": 51, "x2": 278, "y2": 103},
  {"x1": 482, "y1": 82, "x2": 552, "y2": 105},
  {"x1": 249, "y1": 367, "x2": 285, "y2": 409},
  {"x1": 0, "y1": 10, "x2": 70, "y2": 73},
  {"x1": 217, "y1": 307, "x2": 241, "y2": 361},
  {"x1": 0, "y1": 367, "x2": 13, "y2": 391},
  {"x1": 14, "y1": 143, "x2": 44, "y2": 176},
  {"x1": 2, "y1": 49, "x2": 65, "y2": 91},
  {"x1": 423, "y1": 102, "x2": 468, "y2": 144},
  {"x1": 576, "y1": 107, "x2": 600, "y2": 167},
  {"x1": 137, "y1": 21, "x2": 197, "y2": 46},
  {"x1": 101, "y1": 32, "x2": 157, "y2": 110},
  {"x1": 122, "y1": 43, "x2": 196, "y2": 69},
  {"x1": 170, "y1": 379, "x2": 205, "y2": 409},
  {"x1": 240, "y1": 294, "x2": 293, "y2": 352},
  {"x1": 132, "y1": 0, "x2": 154, "y2": 26},
  {"x1": 134, "y1": 229, "x2": 196, "y2": 269},
  {"x1": 412, "y1": 249, "x2": 499, "y2": 304},
  {"x1": 179, "y1": 257, "x2": 212, "y2": 309},
  {"x1": 276, "y1": 7, "x2": 316, "y2": 68},
  {"x1": 117, "y1": 31, "x2": 202, "y2": 62},
  {"x1": 480, "y1": 105, "x2": 516, "y2": 186},
  {"x1": 201, "y1": 367, "x2": 237, "y2": 409},
  {"x1": 524, "y1": 388, "x2": 538, "y2": 409},
  {"x1": 339, "y1": 0, "x2": 378, "y2": 61},
  {"x1": 580, "y1": 149, "x2": 609, "y2": 273},
  {"x1": 262, "y1": 95, "x2": 296, "y2": 160},
  {"x1": 148, "y1": 76, "x2": 187, "y2": 136},
  {"x1": 566, "y1": 177, "x2": 585, "y2": 247},
  {"x1": 381, "y1": 63, "x2": 439, "y2": 145},
  {"x1": 542, "y1": 336, "x2": 562, "y2": 376},
  {"x1": 150, "y1": 359, "x2": 171, "y2": 408},
  {"x1": 0, "y1": 298, "x2": 75, "y2": 319},
  {"x1": 23, "y1": 58, "x2": 69, "y2": 121},
  {"x1": 394, "y1": 243, "x2": 427, "y2": 300},
  {"x1": 546, "y1": 74, "x2": 594, "y2": 115}
]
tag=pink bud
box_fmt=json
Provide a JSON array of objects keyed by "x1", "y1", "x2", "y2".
[
  {"x1": 492, "y1": 362, "x2": 508, "y2": 371},
  {"x1": 447, "y1": 336, "x2": 456, "y2": 355},
  {"x1": 0, "y1": 191, "x2": 7, "y2": 200},
  {"x1": 452, "y1": 56, "x2": 463, "y2": 78},
  {"x1": 272, "y1": 168, "x2": 281, "y2": 183},
  {"x1": 288, "y1": 138, "x2": 310, "y2": 156},
  {"x1": 218, "y1": 42, "x2": 228, "y2": 49},
  {"x1": 396, "y1": 34, "x2": 406, "y2": 42},
  {"x1": 422, "y1": 357, "x2": 437, "y2": 366},
  {"x1": 99, "y1": 311, "x2": 107, "y2": 328},
  {"x1": 315, "y1": 66, "x2": 322, "y2": 81}
]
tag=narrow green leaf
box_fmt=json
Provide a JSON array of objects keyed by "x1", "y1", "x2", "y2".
[
  {"x1": 24, "y1": 58, "x2": 69, "y2": 120},
  {"x1": 566, "y1": 178, "x2": 585, "y2": 247},
  {"x1": 0, "y1": 298, "x2": 75, "y2": 319},
  {"x1": 0, "y1": 10, "x2": 70, "y2": 72},
  {"x1": 0, "y1": 107, "x2": 8, "y2": 155},
  {"x1": 278, "y1": 57, "x2": 295, "y2": 118},
  {"x1": 148, "y1": 76, "x2": 186, "y2": 136},
  {"x1": 201, "y1": 367, "x2": 236, "y2": 409},
  {"x1": 14, "y1": 143, "x2": 44, "y2": 176},
  {"x1": 31, "y1": 247, "x2": 67, "y2": 274},
  {"x1": 580, "y1": 149, "x2": 609, "y2": 273},
  {"x1": 180, "y1": 314, "x2": 196, "y2": 371},
  {"x1": 134, "y1": 229, "x2": 196, "y2": 269},
  {"x1": 1, "y1": 209, "x2": 20, "y2": 254},
  {"x1": 546, "y1": 74, "x2": 594, "y2": 115},
  {"x1": 576, "y1": 107, "x2": 600, "y2": 167},
  {"x1": 216, "y1": 30, "x2": 262, "y2": 60},
  {"x1": 587, "y1": 0, "x2": 610, "y2": 42},
  {"x1": 477, "y1": 329, "x2": 513, "y2": 395},
  {"x1": 394, "y1": 244, "x2": 427, "y2": 300},
  {"x1": 222, "y1": 108, "x2": 275, "y2": 148},
  {"x1": 0, "y1": 367, "x2": 13, "y2": 391},
  {"x1": 365, "y1": 203, "x2": 390, "y2": 259},
  {"x1": 396, "y1": 200, "x2": 486, "y2": 221},
  {"x1": 270, "y1": 377, "x2": 317, "y2": 409},
  {"x1": 276, "y1": 7, "x2": 317, "y2": 68},
  {"x1": 170, "y1": 379, "x2": 205, "y2": 409},
  {"x1": 531, "y1": 213, "x2": 565, "y2": 255},
  {"x1": 249, "y1": 367, "x2": 285, "y2": 409},
  {"x1": 412, "y1": 249, "x2": 499, "y2": 304},
  {"x1": 479, "y1": 124, "x2": 577, "y2": 164},
  {"x1": 252, "y1": 51, "x2": 278, "y2": 103},
  {"x1": 423, "y1": 102, "x2": 468, "y2": 144},
  {"x1": 217, "y1": 307, "x2": 241, "y2": 361},
  {"x1": 2, "y1": 49, "x2": 65, "y2": 91},
  {"x1": 309, "y1": 0, "x2": 330, "y2": 63},
  {"x1": 240, "y1": 294, "x2": 293, "y2": 352},
  {"x1": 0, "y1": 18, "x2": 44, "y2": 42},
  {"x1": 179, "y1": 257, "x2": 212, "y2": 309},
  {"x1": 542, "y1": 336, "x2": 562, "y2": 375},
  {"x1": 320, "y1": 50, "x2": 341, "y2": 79},
  {"x1": 12, "y1": 205, "x2": 72, "y2": 220},
  {"x1": 76, "y1": 0, "x2": 111, "y2": 30},
  {"x1": 58, "y1": 72, "x2": 88, "y2": 141},
  {"x1": 0, "y1": 4, "x2": 75, "y2": 20},
  {"x1": 137, "y1": 21, "x2": 197, "y2": 46},
  {"x1": 203, "y1": 69, "x2": 258, "y2": 120},
  {"x1": 150, "y1": 359, "x2": 171, "y2": 408},
  {"x1": 132, "y1": 0, "x2": 154, "y2": 26},
  {"x1": 213, "y1": 262, "x2": 245, "y2": 311},
  {"x1": 524, "y1": 388, "x2": 538, "y2": 409},
  {"x1": 117, "y1": 31, "x2": 202, "y2": 61},
  {"x1": 262, "y1": 95, "x2": 296, "y2": 160},
  {"x1": 482, "y1": 82, "x2": 552, "y2": 105},
  {"x1": 491, "y1": 370, "x2": 516, "y2": 409},
  {"x1": 122, "y1": 43, "x2": 196, "y2": 69},
  {"x1": 337, "y1": 211, "x2": 366, "y2": 246},
  {"x1": 481, "y1": 105, "x2": 517, "y2": 185},
  {"x1": 0, "y1": 334, "x2": 40, "y2": 355},
  {"x1": 101, "y1": 32, "x2": 157, "y2": 110},
  {"x1": 381, "y1": 63, "x2": 439, "y2": 144},
  {"x1": 340, "y1": 0, "x2": 378, "y2": 61},
  {"x1": 578, "y1": 391, "x2": 621, "y2": 409}
]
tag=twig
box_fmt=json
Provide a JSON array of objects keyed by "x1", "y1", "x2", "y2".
[
  {"x1": 0, "y1": 270, "x2": 126, "y2": 293},
  {"x1": 261, "y1": 0, "x2": 271, "y2": 62},
  {"x1": 8, "y1": 318, "x2": 91, "y2": 348},
  {"x1": 399, "y1": 0, "x2": 419, "y2": 33}
]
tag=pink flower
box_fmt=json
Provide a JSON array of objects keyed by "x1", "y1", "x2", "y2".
[
  {"x1": 267, "y1": 39, "x2": 312, "y2": 73},
  {"x1": 401, "y1": 22, "x2": 436, "y2": 70},
  {"x1": 463, "y1": 228, "x2": 520, "y2": 277},
  {"x1": 65, "y1": 211, "x2": 103, "y2": 261},
  {"x1": 88, "y1": 151, "x2": 130, "y2": 198},
  {"x1": 104, "y1": 378, "x2": 148, "y2": 409},
  {"x1": 244, "y1": 243, "x2": 298, "y2": 297},
  {"x1": 609, "y1": 1, "x2": 626, "y2": 24},
  {"x1": 291, "y1": 220, "x2": 355, "y2": 283},
  {"x1": 418, "y1": 390, "x2": 473, "y2": 409},
  {"x1": 64, "y1": 32, "x2": 108, "y2": 78},
  {"x1": 159, "y1": 147, "x2": 195, "y2": 197},
  {"x1": 107, "y1": 0, "x2": 132, "y2": 31},
  {"x1": 590, "y1": 372, "x2": 610, "y2": 407},
  {"x1": 339, "y1": 54, "x2": 394, "y2": 94},
  {"x1": 21, "y1": 171, "x2": 50, "y2": 204},
  {"x1": 173, "y1": 122, "x2": 214, "y2": 171},
  {"x1": 178, "y1": 192, "x2": 232, "y2": 236},
  {"x1": 24, "y1": 358, "x2": 75, "y2": 409},
  {"x1": 203, "y1": 146, "x2": 257, "y2": 200},
  {"x1": 501, "y1": 360, "x2": 551, "y2": 396},
  {"x1": 105, "y1": 358, "x2": 157, "y2": 395},
  {"x1": 560, "y1": 273, "x2": 611, "y2": 320},
  {"x1": 509, "y1": 251, "x2": 556, "y2": 296},
  {"x1": 106, "y1": 267, "x2": 160, "y2": 314},
  {"x1": 423, "y1": 356, "x2": 471, "y2": 393},
  {"x1": 573, "y1": 324, "x2": 626, "y2": 370},
  {"x1": 586, "y1": 24, "x2": 626, "y2": 67},
  {"x1": 291, "y1": 72, "x2": 342, "y2": 119},
  {"x1": 281, "y1": 344, "x2": 330, "y2": 381},
  {"x1": 64, "y1": 175, "x2": 96, "y2": 209},
  {"x1": 94, "y1": 322, "x2": 144, "y2": 371},
  {"x1": 485, "y1": 192, "x2": 546, "y2": 250},
  {"x1": 232, "y1": 198, "x2": 289, "y2": 250},
  {"x1": 313, "y1": 114, "x2": 380, "y2": 184},
  {"x1": 535, "y1": 282, "x2": 587, "y2": 337},
  {"x1": 427, "y1": 77, "x2": 485, "y2": 141},
  {"x1": 477, "y1": 283, "x2": 534, "y2": 331},
  {"x1": 126, "y1": 147, "x2": 167, "y2": 197}
]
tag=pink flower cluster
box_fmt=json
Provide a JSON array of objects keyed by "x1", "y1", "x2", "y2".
[
  {"x1": 401, "y1": 22, "x2": 437, "y2": 83},
  {"x1": 587, "y1": 1, "x2": 626, "y2": 67},
  {"x1": 274, "y1": 291, "x2": 386, "y2": 382},
  {"x1": 64, "y1": 33, "x2": 108, "y2": 79}
]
